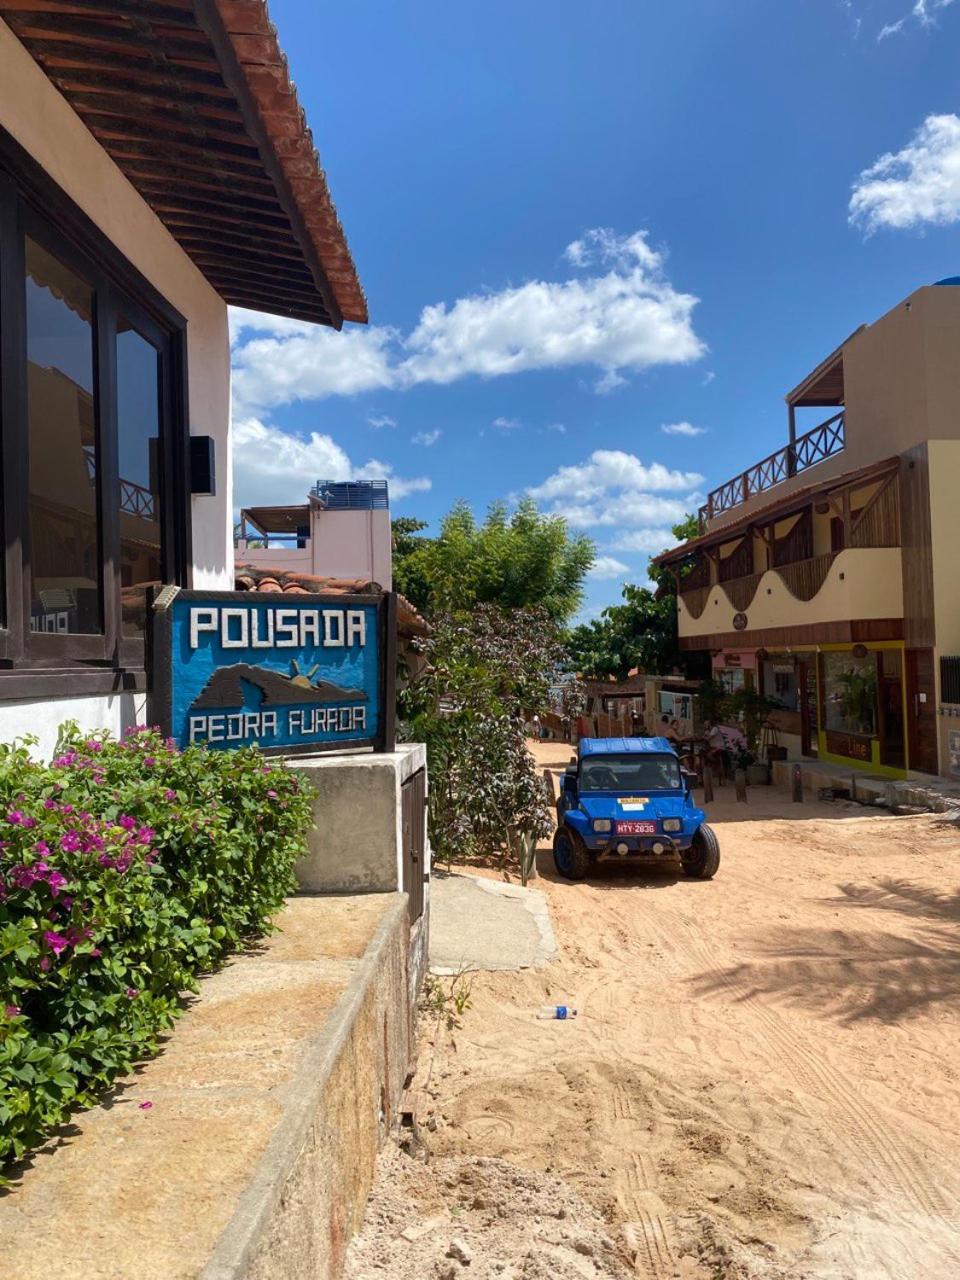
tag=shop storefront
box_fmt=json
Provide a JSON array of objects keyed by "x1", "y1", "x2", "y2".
[
  {"x1": 816, "y1": 643, "x2": 906, "y2": 775},
  {"x1": 753, "y1": 644, "x2": 907, "y2": 776},
  {"x1": 710, "y1": 649, "x2": 756, "y2": 693}
]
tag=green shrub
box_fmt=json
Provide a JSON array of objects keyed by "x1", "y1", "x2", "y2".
[{"x1": 0, "y1": 724, "x2": 314, "y2": 1172}]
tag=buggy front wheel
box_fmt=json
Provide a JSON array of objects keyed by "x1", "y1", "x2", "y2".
[
  {"x1": 681, "y1": 824, "x2": 720, "y2": 880},
  {"x1": 553, "y1": 827, "x2": 589, "y2": 881}
]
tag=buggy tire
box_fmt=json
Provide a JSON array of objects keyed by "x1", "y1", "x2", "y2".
[
  {"x1": 553, "y1": 827, "x2": 590, "y2": 881},
  {"x1": 682, "y1": 823, "x2": 720, "y2": 880}
]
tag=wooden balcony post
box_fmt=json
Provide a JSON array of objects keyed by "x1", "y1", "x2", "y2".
[{"x1": 787, "y1": 404, "x2": 797, "y2": 477}]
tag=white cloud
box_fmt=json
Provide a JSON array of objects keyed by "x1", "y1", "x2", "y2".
[
  {"x1": 563, "y1": 228, "x2": 662, "y2": 272},
  {"x1": 873, "y1": 0, "x2": 953, "y2": 38},
  {"x1": 528, "y1": 450, "x2": 702, "y2": 504},
  {"x1": 527, "y1": 449, "x2": 703, "y2": 533},
  {"x1": 545, "y1": 423, "x2": 567, "y2": 434},
  {"x1": 412, "y1": 429, "x2": 441, "y2": 446},
  {"x1": 594, "y1": 369, "x2": 627, "y2": 395},
  {"x1": 610, "y1": 528, "x2": 682, "y2": 554},
  {"x1": 232, "y1": 416, "x2": 430, "y2": 511},
  {"x1": 561, "y1": 495, "x2": 696, "y2": 530},
  {"x1": 913, "y1": 0, "x2": 954, "y2": 23},
  {"x1": 231, "y1": 317, "x2": 398, "y2": 416},
  {"x1": 368, "y1": 414, "x2": 397, "y2": 429},
  {"x1": 661, "y1": 421, "x2": 706, "y2": 437},
  {"x1": 228, "y1": 227, "x2": 706, "y2": 416},
  {"x1": 587, "y1": 555, "x2": 631, "y2": 581},
  {"x1": 850, "y1": 114, "x2": 960, "y2": 232},
  {"x1": 492, "y1": 416, "x2": 521, "y2": 431},
  {"x1": 702, "y1": 370, "x2": 716, "y2": 385}
]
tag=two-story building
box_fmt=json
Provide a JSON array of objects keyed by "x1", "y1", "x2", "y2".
[
  {"x1": 0, "y1": 0, "x2": 365, "y2": 757},
  {"x1": 655, "y1": 281, "x2": 960, "y2": 780},
  {"x1": 236, "y1": 480, "x2": 393, "y2": 588}
]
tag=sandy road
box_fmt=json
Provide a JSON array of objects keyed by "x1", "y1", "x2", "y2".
[{"x1": 353, "y1": 745, "x2": 960, "y2": 1279}]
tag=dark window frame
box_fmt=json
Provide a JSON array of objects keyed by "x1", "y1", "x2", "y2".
[{"x1": 0, "y1": 125, "x2": 191, "y2": 699}]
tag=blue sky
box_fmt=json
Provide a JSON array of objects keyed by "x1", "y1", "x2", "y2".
[{"x1": 232, "y1": 0, "x2": 960, "y2": 618}]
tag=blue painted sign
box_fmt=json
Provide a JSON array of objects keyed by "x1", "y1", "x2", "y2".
[{"x1": 150, "y1": 588, "x2": 396, "y2": 755}]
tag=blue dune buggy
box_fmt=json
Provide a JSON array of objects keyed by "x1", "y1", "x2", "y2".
[{"x1": 553, "y1": 737, "x2": 720, "y2": 881}]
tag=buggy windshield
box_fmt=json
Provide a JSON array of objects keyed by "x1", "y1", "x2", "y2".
[{"x1": 580, "y1": 753, "x2": 682, "y2": 792}]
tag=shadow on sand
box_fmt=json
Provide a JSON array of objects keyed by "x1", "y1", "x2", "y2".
[{"x1": 689, "y1": 877, "x2": 960, "y2": 1025}]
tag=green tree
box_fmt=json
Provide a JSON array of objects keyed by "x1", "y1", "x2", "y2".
[
  {"x1": 566, "y1": 515, "x2": 697, "y2": 679},
  {"x1": 393, "y1": 500, "x2": 593, "y2": 623},
  {"x1": 391, "y1": 516, "x2": 432, "y2": 612},
  {"x1": 401, "y1": 605, "x2": 561, "y2": 869}
]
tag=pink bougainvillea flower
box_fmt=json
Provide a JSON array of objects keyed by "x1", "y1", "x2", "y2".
[
  {"x1": 124, "y1": 987, "x2": 139, "y2": 999},
  {"x1": 142, "y1": 756, "x2": 156, "y2": 768},
  {"x1": 6, "y1": 810, "x2": 23, "y2": 825},
  {"x1": 138, "y1": 1101, "x2": 153, "y2": 1110},
  {"x1": 60, "y1": 831, "x2": 81, "y2": 853},
  {"x1": 267, "y1": 789, "x2": 278, "y2": 800},
  {"x1": 39, "y1": 956, "x2": 50, "y2": 972},
  {"x1": 118, "y1": 815, "x2": 136, "y2": 831},
  {"x1": 21, "y1": 816, "x2": 37, "y2": 829},
  {"x1": 43, "y1": 930, "x2": 69, "y2": 956},
  {"x1": 163, "y1": 789, "x2": 177, "y2": 802},
  {"x1": 4, "y1": 1005, "x2": 20, "y2": 1018},
  {"x1": 46, "y1": 870, "x2": 68, "y2": 897}
]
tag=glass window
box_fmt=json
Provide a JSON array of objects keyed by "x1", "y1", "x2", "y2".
[
  {"x1": 116, "y1": 320, "x2": 162, "y2": 637},
  {"x1": 823, "y1": 651, "x2": 878, "y2": 736},
  {"x1": 580, "y1": 753, "x2": 682, "y2": 792},
  {"x1": 25, "y1": 238, "x2": 100, "y2": 635},
  {"x1": 718, "y1": 667, "x2": 745, "y2": 693},
  {"x1": 761, "y1": 658, "x2": 799, "y2": 710}
]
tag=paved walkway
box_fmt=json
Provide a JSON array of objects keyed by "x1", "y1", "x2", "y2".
[
  {"x1": 429, "y1": 872, "x2": 557, "y2": 975},
  {"x1": 772, "y1": 756, "x2": 960, "y2": 813}
]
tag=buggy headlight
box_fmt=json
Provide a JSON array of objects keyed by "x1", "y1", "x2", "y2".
[
  {"x1": 662, "y1": 818, "x2": 682, "y2": 833},
  {"x1": 593, "y1": 819, "x2": 612, "y2": 833}
]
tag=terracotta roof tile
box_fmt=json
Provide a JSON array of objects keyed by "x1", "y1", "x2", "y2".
[{"x1": 235, "y1": 563, "x2": 429, "y2": 636}]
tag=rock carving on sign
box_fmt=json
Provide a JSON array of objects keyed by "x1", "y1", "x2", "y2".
[{"x1": 191, "y1": 663, "x2": 367, "y2": 709}]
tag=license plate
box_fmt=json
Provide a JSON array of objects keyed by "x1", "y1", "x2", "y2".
[{"x1": 615, "y1": 820, "x2": 656, "y2": 835}]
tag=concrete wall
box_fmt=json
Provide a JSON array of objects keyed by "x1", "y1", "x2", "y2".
[
  {"x1": 0, "y1": 20, "x2": 233, "y2": 749},
  {"x1": 202, "y1": 897, "x2": 413, "y2": 1280},
  {"x1": 0, "y1": 692, "x2": 145, "y2": 761},
  {"x1": 927, "y1": 439, "x2": 960, "y2": 655},
  {"x1": 310, "y1": 507, "x2": 393, "y2": 590},
  {"x1": 679, "y1": 547, "x2": 903, "y2": 639},
  {"x1": 294, "y1": 744, "x2": 428, "y2": 894}
]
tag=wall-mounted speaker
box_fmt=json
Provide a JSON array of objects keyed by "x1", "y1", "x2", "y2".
[{"x1": 190, "y1": 436, "x2": 216, "y2": 496}]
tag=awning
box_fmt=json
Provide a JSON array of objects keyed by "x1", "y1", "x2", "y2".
[
  {"x1": 0, "y1": 0, "x2": 366, "y2": 328},
  {"x1": 240, "y1": 504, "x2": 309, "y2": 536},
  {"x1": 785, "y1": 326, "x2": 864, "y2": 407}
]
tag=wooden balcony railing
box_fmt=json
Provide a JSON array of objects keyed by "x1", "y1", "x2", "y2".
[
  {"x1": 679, "y1": 549, "x2": 868, "y2": 617},
  {"x1": 699, "y1": 411, "x2": 845, "y2": 528},
  {"x1": 777, "y1": 552, "x2": 836, "y2": 601},
  {"x1": 722, "y1": 573, "x2": 762, "y2": 612},
  {"x1": 678, "y1": 584, "x2": 712, "y2": 619}
]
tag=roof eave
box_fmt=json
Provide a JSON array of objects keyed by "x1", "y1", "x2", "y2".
[{"x1": 197, "y1": 0, "x2": 367, "y2": 326}]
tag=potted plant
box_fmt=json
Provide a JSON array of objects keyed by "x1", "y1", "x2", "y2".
[{"x1": 730, "y1": 688, "x2": 777, "y2": 784}]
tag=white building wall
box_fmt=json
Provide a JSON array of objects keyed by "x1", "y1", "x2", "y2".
[
  {"x1": 0, "y1": 20, "x2": 233, "y2": 752},
  {"x1": 309, "y1": 507, "x2": 393, "y2": 589}
]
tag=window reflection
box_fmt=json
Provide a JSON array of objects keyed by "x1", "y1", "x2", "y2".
[
  {"x1": 25, "y1": 239, "x2": 101, "y2": 634},
  {"x1": 116, "y1": 321, "x2": 162, "y2": 637}
]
